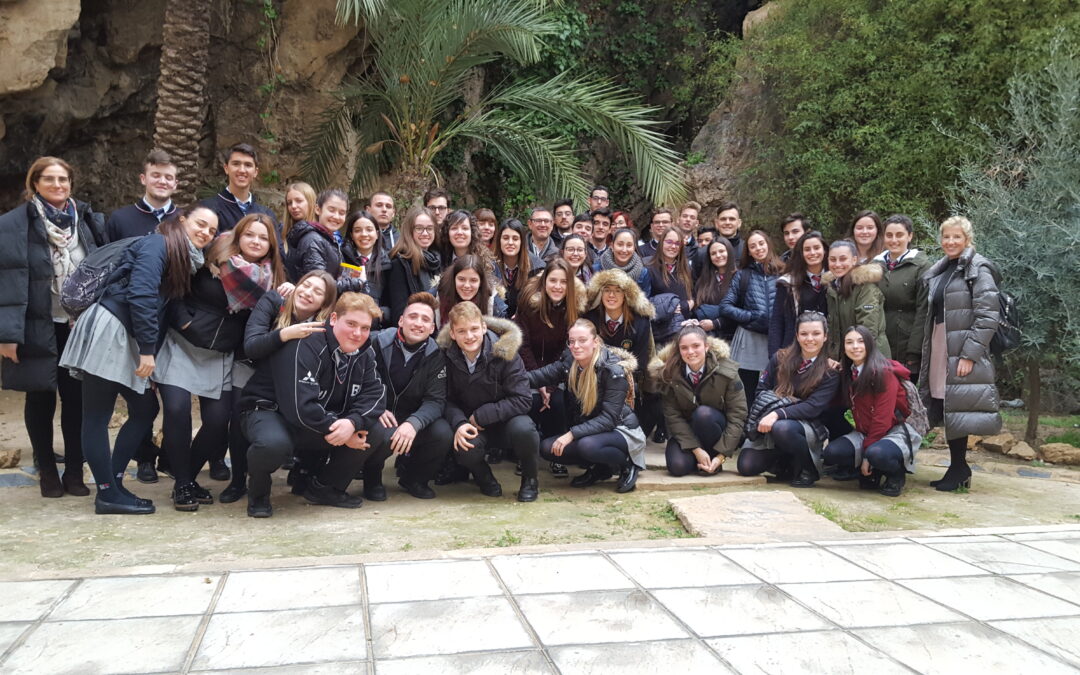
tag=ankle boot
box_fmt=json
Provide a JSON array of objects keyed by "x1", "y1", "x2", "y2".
[
  {"x1": 517, "y1": 477, "x2": 539, "y2": 502},
  {"x1": 61, "y1": 469, "x2": 90, "y2": 496},
  {"x1": 39, "y1": 466, "x2": 63, "y2": 498},
  {"x1": 473, "y1": 463, "x2": 503, "y2": 497}
]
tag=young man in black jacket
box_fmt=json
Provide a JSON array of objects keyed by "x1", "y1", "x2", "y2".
[
  {"x1": 106, "y1": 149, "x2": 179, "y2": 242},
  {"x1": 437, "y1": 302, "x2": 540, "y2": 502},
  {"x1": 371, "y1": 292, "x2": 451, "y2": 499},
  {"x1": 238, "y1": 292, "x2": 391, "y2": 517},
  {"x1": 199, "y1": 143, "x2": 279, "y2": 234}
]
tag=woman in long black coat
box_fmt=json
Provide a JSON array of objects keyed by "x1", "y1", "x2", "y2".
[{"x1": 0, "y1": 156, "x2": 104, "y2": 497}]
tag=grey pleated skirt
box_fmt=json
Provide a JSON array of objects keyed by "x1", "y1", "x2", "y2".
[
  {"x1": 730, "y1": 326, "x2": 769, "y2": 372},
  {"x1": 616, "y1": 423, "x2": 647, "y2": 469},
  {"x1": 152, "y1": 329, "x2": 236, "y2": 399},
  {"x1": 59, "y1": 303, "x2": 148, "y2": 393}
]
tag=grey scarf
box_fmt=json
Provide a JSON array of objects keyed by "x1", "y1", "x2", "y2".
[
  {"x1": 600, "y1": 246, "x2": 645, "y2": 282},
  {"x1": 187, "y1": 236, "x2": 205, "y2": 274}
]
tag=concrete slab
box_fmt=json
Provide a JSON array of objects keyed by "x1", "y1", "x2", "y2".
[
  {"x1": 635, "y1": 468, "x2": 765, "y2": 491},
  {"x1": 669, "y1": 490, "x2": 854, "y2": 541}
]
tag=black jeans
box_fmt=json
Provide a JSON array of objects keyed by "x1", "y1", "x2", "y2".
[
  {"x1": 81, "y1": 374, "x2": 160, "y2": 487},
  {"x1": 24, "y1": 321, "x2": 82, "y2": 474},
  {"x1": 158, "y1": 383, "x2": 233, "y2": 485},
  {"x1": 665, "y1": 406, "x2": 728, "y2": 477},
  {"x1": 240, "y1": 409, "x2": 392, "y2": 499},
  {"x1": 391, "y1": 417, "x2": 453, "y2": 483},
  {"x1": 455, "y1": 415, "x2": 539, "y2": 479},
  {"x1": 541, "y1": 430, "x2": 629, "y2": 473}
]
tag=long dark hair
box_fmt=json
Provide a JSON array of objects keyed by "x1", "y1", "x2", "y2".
[
  {"x1": 848, "y1": 209, "x2": 884, "y2": 261},
  {"x1": 694, "y1": 238, "x2": 736, "y2": 306},
  {"x1": 344, "y1": 209, "x2": 385, "y2": 286},
  {"x1": 438, "y1": 254, "x2": 493, "y2": 324},
  {"x1": 774, "y1": 311, "x2": 830, "y2": 398},
  {"x1": 739, "y1": 229, "x2": 784, "y2": 275},
  {"x1": 521, "y1": 258, "x2": 579, "y2": 328},
  {"x1": 658, "y1": 325, "x2": 709, "y2": 386},
  {"x1": 439, "y1": 209, "x2": 490, "y2": 265},
  {"x1": 646, "y1": 226, "x2": 692, "y2": 293},
  {"x1": 840, "y1": 324, "x2": 889, "y2": 400},
  {"x1": 785, "y1": 230, "x2": 828, "y2": 295},
  {"x1": 829, "y1": 240, "x2": 862, "y2": 298},
  {"x1": 496, "y1": 218, "x2": 532, "y2": 291},
  {"x1": 157, "y1": 205, "x2": 206, "y2": 299}
]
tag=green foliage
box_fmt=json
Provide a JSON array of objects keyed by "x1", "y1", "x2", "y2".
[
  {"x1": 732, "y1": 0, "x2": 1080, "y2": 235},
  {"x1": 309, "y1": 0, "x2": 687, "y2": 206},
  {"x1": 953, "y1": 35, "x2": 1080, "y2": 369},
  {"x1": 1046, "y1": 432, "x2": 1080, "y2": 448}
]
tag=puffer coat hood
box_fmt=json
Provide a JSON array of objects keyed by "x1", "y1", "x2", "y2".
[
  {"x1": 823, "y1": 262, "x2": 891, "y2": 360},
  {"x1": 586, "y1": 268, "x2": 656, "y2": 319}
]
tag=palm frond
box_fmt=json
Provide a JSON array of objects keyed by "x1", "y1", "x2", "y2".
[
  {"x1": 336, "y1": 0, "x2": 390, "y2": 26},
  {"x1": 300, "y1": 98, "x2": 355, "y2": 189},
  {"x1": 486, "y1": 73, "x2": 688, "y2": 205}
]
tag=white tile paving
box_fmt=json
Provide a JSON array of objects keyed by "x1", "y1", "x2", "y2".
[
  {"x1": 608, "y1": 549, "x2": 760, "y2": 588},
  {"x1": 825, "y1": 542, "x2": 988, "y2": 579},
  {"x1": 721, "y1": 546, "x2": 879, "y2": 583},
  {"x1": 365, "y1": 559, "x2": 503, "y2": 603},
  {"x1": 516, "y1": 589, "x2": 689, "y2": 646},
  {"x1": 925, "y1": 541, "x2": 1080, "y2": 574},
  {"x1": 491, "y1": 553, "x2": 634, "y2": 595},
  {"x1": 549, "y1": 639, "x2": 731, "y2": 674},
  {"x1": 778, "y1": 580, "x2": 964, "y2": 628},
  {"x1": 1007, "y1": 571, "x2": 1080, "y2": 605},
  {"x1": 369, "y1": 596, "x2": 533, "y2": 658},
  {"x1": 653, "y1": 585, "x2": 833, "y2": 636},
  {"x1": 50, "y1": 574, "x2": 221, "y2": 620},
  {"x1": 899, "y1": 575, "x2": 1080, "y2": 621},
  {"x1": 708, "y1": 630, "x2": 912, "y2": 675},
  {"x1": 0, "y1": 580, "x2": 74, "y2": 621},
  {"x1": 214, "y1": 566, "x2": 360, "y2": 613},
  {"x1": 991, "y1": 617, "x2": 1080, "y2": 668},
  {"x1": 376, "y1": 650, "x2": 553, "y2": 675}
]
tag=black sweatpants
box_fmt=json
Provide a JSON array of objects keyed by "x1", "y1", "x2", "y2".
[
  {"x1": 455, "y1": 415, "x2": 539, "y2": 479},
  {"x1": 240, "y1": 409, "x2": 391, "y2": 499},
  {"x1": 391, "y1": 417, "x2": 453, "y2": 484}
]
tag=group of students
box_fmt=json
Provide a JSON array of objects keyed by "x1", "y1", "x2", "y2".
[{"x1": 0, "y1": 143, "x2": 1004, "y2": 518}]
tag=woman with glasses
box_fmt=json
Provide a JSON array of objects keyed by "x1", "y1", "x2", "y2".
[
  {"x1": 528, "y1": 319, "x2": 646, "y2": 492},
  {"x1": 558, "y1": 233, "x2": 593, "y2": 285},
  {"x1": 387, "y1": 206, "x2": 440, "y2": 324}
]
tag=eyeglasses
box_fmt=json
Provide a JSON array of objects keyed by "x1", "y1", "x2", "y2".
[
  {"x1": 562, "y1": 247, "x2": 586, "y2": 255},
  {"x1": 567, "y1": 338, "x2": 594, "y2": 347},
  {"x1": 429, "y1": 205, "x2": 449, "y2": 212},
  {"x1": 602, "y1": 287, "x2": 623, "y2": 295},
  {"x1": 39, "y1": 175, "x2": 70, "y2": 185},
  {"x1": 591, "y1": 195, "x2": 610, "y2": 203},
  {"x1": 415, "y1": 226, "x2": 435, "y2": 234},
  {"x1": 530, "y1": 218, "x2": 553, "y2": 225}
]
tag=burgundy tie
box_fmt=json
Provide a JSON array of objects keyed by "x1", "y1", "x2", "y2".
[
  {"x1": 798, "y1": 359, "x2": 813, "y2": 374},
  {"x1": 504, "y1": 267, "x2": 516, "y2": 286},
  {"x1": 666, "y1": 263, "x2": 676, "y2": 275},
  {"x1": 690, "y1": 371, "x2": 701, "y2": 386},
  {"x1": 606, "y1": 319, "x2": 619, "y2": 334},
  {"x1": 811, "y1": 274, "x2": 821, "y2": 290},
  {"x1": 360, "y1": 255, "x2": 369, "y2": 267},
  {"x1": 851, "y1": 366, "x2": 860, "y2": 380}
]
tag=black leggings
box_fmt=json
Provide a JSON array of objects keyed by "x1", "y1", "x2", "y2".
[
  {"x1": 737, "y1": 419, "x2": 815, "y2": 477},
  {"x1": 823, "y1": 436, "x2": 907, "y2": 475},
  {"x1": 456, "y1": 415, "x2": 540, "y2": 479},
  {"x1": 81, "y1": 374, "x2": 159, "y2": 488},
  {"x1": 540, "y1": 430, "x2": 629, "y2": 472},
  {"x1": 665, "y1": 406, "x2": 728, "y2": 477},
  {"x1": 158, "y1": 383, "x2": 233, "y2": 485},
  {"x1": 24, "y1": 321, "x2": 83, "y2": 472},
  {"x1": 530, "y1": 388, "x2": 568, "y2": 439},
  {"x1": 739, "y1": 369, "x2": 760, "y2": 410}
]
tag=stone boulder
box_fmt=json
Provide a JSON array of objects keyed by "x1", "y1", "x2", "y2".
[
  {"x1": 0, "y1": 448, "x2": 21, "y2": 469},
  {"x1": 1040, "y1": 443, "x2": 1080, "y2": 466},
  {"x1": 979, "y1": 432, "x2": 1017, "y2": 455},
  {"x1": 1007, "y1": 441, "x2": 1037, "y2": 461},
  {"x1": 0, "y1": 0, "x2": 81, "y2": 96}
]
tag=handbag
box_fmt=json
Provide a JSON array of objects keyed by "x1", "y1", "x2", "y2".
[{"x1": 744, "y1": 388, "x2": 796, "y2": 441}]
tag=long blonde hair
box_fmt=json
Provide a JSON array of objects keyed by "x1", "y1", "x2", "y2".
[
  {"x1": 282, "y1": 181, "x2": 317, "y2": 244},
  {"x1": 276, "y1": 270, "x2": 337, "y2": 329},
  {"x1": 567, "y1": 319, "x2": 603, "y2": 416}
]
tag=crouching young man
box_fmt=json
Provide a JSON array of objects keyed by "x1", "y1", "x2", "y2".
[
  {"x1": 371, "y1": 292, "x2": 452, "y2": 499},
  {"x1": 238, "y1": 292, "x2": 391, "y2": 517},
  {"x1": 437, "y1": 301, "x2": 540, "y2": 502}
]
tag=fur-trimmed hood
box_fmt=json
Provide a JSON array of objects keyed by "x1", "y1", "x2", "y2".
[
  {"x1": 435, "y1": 315, "x2": 522, "y2": 361},
  {"x1": 647, "y1": 336, "x2": 735, "y2": 382},
  {"x1": 822, "y1": 261, "x2": 883, "y2": 286},
  {"x1": 586, "y1": 269, "x2": 656, "y2": 319},
  {"x1": 522, "y1": 275, "x2": 588, "y2": 315}
]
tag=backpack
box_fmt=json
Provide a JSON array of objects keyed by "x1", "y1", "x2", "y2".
[
  {"x1": 989, "y1": 291, "x2": 1021, "y2": 356},
  {"x1": 896, "y1": 373, "x2": 929, "y2": 437},
  {"x1": 61, "y1": 237, "x2": 140, "y2": 319}
]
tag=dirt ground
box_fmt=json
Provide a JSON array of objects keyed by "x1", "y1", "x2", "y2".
[{"x1": 1, "y1": 390, "x2": 1078, "y2": 577}]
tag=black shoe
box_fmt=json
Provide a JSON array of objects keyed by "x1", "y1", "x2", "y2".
[
  {"x1": 190, "y1": 481, "x2": 214, "y2": 505},
  {"x1": 652, "y1": 428, "x2": 667, "y2": 443},
  {"x1": 789, "y1": 469, "x2": 818, "y2": 488},
  {"x1": 136, "y1": 461, "x2": 158, "y2": 484},
  {"x1": 95, "y1": 496, "x2": 155, "y2": 515},
  {"x1": 486, "y1": 447, "x2": 504, "y2": 464},
  {"x1": 62, "y1": 471, "x2": 90, "y2": 497},
  {"x1": 289, "y1": 469, "x2": 309, "y2": 495},
  {"x1": 514, "y1": 461, "x2": 523, "y2": 476},
  {"x1": 550, "y1": 462, "x2": 569, "y2": 477},
  {"x1": 616, "y1": 462, "x2": 640, "y2": 493},
  {"x1": 474, "y1": 464, "x2": 503, "y2": 497},
  {"x1": 171, "y1": 483, "x2": 199, "y2": 512},
  {"x1": 247, "y1": 495, "x2": 273, "y2": 518},
  {"x1": 934, "y1": 466, "x2": 972, "y2": 492},
  {"x1": 880, "y1": 472, "x2": 906, "y2": 497},
  {"x1": 282, "y1": 455, "x2": 297, "y2": 470},
  {"x1": 830, "y1": 467, "x2": 860, "y2": 481},
  {"x1": 220, "y1": 483, "x2": 247, "y2": 503},
  {"x1": 517, "y1": 477, "x2": 539, "y2": 502},
  {"x1": 303, "y1": 477, "x2": 363, "y2": 508},
  {"x1": 435, "y1": 461, "x2": 470, "y2": 485},
  {"x1": 156, "y1": 463, "x2": 174, "y2": 480},
  {"x1": 364, "y1": 483, "x2": 388, "y2": 502},
  {"x1": 570, "y1": 464, "x2": 613, "y2": 488},
  {"x1": 208, "y1": 459, "x2": 231, "y2": 482},
  {"x1": 398, "y1": 479, "x2": 436, "y2": 499},
  {"x1": 858, "y1": 471, "x2": 883, "y2": 490}
]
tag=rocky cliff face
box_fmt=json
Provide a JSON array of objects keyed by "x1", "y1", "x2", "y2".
[{"x1": 0, "y1": 0, "x2": 364, "y2": 215}]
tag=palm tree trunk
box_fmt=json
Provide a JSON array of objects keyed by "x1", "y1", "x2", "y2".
[{"x1": 153, "y1": 0, "x2": 212, "y2": 205}]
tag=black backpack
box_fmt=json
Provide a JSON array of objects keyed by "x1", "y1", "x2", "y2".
[
  {"x1": 989, "y1": 290, "x2": 1021, "y2": 356},
  {"x1": 61, "y1": 237, "x2": 140, "y2": 319}
]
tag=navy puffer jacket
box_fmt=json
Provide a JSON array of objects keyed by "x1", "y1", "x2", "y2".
[{"x1": 718, "y1": 262, "x2": 778, "y2": 335}]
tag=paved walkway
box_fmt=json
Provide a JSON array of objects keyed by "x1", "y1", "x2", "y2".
[{"x1": 2, "y1": 526, "x2": 1080, "y2": 674}]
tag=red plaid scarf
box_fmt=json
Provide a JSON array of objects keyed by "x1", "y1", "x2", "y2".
[{"x1": 218, "y1": 255, "x2": 274, "y2": 313}]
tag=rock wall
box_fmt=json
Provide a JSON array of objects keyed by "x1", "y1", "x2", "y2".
[{"x1": 0, "y1": 0, "x2": 364, "y2": 216}]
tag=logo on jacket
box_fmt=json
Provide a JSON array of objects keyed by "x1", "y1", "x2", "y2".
[
  {"x1": 299, "y1": 371, "x2": 318, "y2": 385},
  {"x1": 351, "y1": 384, "x2": 361, "y2": 397}
]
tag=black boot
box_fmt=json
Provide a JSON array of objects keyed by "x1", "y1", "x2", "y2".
[
  {"x1": 880, "y1": 472, "x2": 907, "y2": 497},
  {"x1": 208, "y1": 459, "x2": 231, "y2": 481},
  {"x1": 517, "y1": 477, "x2": 539, "y2": 502},
  {"x1": 933, "y1": 436, "x2": 972, "y2": 490},
  {"x1": 858, "y1": 470, "x2": 883, "y2": 490},
  {"x1": 302, "y1": 477, "x2": 363, "y2": 508},
  {"x1": 247, "y1": 494, "x2": 273, "y2": 518},
  {"x1": 473, "y1": 463, "x2": 503, "y2": 497},
  {"x1": 398, "y1": 478, "x2": 436, "y2": 499}
]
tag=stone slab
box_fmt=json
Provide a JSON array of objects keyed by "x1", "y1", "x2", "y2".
[
  {"x1": 635, "y1": 468, "x2": 766, "y2": 491},
  {"x1": 669, "y1": 490, "x2": 853, "y2": 542}
]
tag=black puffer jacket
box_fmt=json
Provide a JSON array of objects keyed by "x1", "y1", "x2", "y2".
[
  {"x1": 339, "y1": 242, "x2": 392, "y2": 317},
  {"x1": 0, "y1": 201, "x2": 102, "y2": 391},
  {"x1": 243, "y1": 291, "x2": 287, "y2": 362},
  {"x1": 528, "y1": 346, "x2": 640, "y2": 438},
  {"x1": 719, "y1": 262, "x2": 778, "y2": 335},
  {"x1": 371, "y1": 327, "x2": 446, "y2": 432},
  {"x1": 170, "y1": 267, "x2": 248, "y2": 354},
  {"x1": 436, "y1": 316, "x2": 532, "y2": 429},
  {"x1": 284, "y1": 221, "x2": 341, "y2": 283}
]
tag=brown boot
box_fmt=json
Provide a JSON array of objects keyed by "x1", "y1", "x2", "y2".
[
  {"x1": 39, "y1": 466, "x2": 63, "y2": 498},
  {"x1": 62, "y1": 469, "x2": 90, "y2": 496}
]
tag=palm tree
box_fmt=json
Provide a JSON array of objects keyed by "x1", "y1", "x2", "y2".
[
  {"x1": 153, "y1": 0, "x2": 211, "y2": 204},
  {"x1": 304, "y1": 0, "x2": 687, "y2": 205}
]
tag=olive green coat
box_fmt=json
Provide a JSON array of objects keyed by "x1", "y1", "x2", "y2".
[
  {"x1": 875, "y1": 249, "x2": 932, "y2": 369},
  {"x1": 823, "y1": 263, "x2": 891, "y2": 360}
]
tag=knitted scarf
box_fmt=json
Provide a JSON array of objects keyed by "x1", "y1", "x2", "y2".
[
  {"x1": 218, "y1": 254, "x2": 274, "y2": 313},
  {"x1": 600, "y1": 246, "x2": 644, "y2": 283},
  {"x1": 32, "y1": 195, "x2": 84, "y2": 299}
]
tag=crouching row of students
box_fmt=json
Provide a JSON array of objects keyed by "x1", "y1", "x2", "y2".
[{"x1": 653, "y1": 311, "x2": 922, "y2": 498}]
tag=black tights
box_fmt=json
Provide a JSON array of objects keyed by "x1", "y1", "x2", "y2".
[
  {"x1": 931, "y1": 398, "x2": 970, "y2": 472},
  {"x1": 823, "y1": 437, "x2": 906, "y2": 475},
  {"x1": 737, "y1": 419, "x2": 815, "y2": 478},
  {"x1": 81, "y1": 374, "x2": 158, "y2": 504},
  {"x1": 158, "y1": 383, "x2": 233, "y2": 486},
  {"x1": 540, "y1": 431, "x2": 629, "y2": 472},
  {"x1": 25, "y1": 322, "x2": 82, "y2": 475},
  {"x1": 739, "y1": 369, "x2": 760, "y2": 408},
  {"x1": 666, "y1": 406, "x2": 728, "y2": 476}
]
